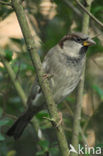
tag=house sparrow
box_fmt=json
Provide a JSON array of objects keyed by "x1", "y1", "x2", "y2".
[{"x1": 7, "y1": 32, "x2": 96, "y2": 139}]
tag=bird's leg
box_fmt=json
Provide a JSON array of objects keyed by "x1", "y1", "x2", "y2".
[{"x1": 56, "y1": 112, "x2": 63, "y2": 127}]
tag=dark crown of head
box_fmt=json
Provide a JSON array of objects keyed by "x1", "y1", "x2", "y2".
[{"x1": 59, "y1": 32, "x2": 89, "y2": 48}]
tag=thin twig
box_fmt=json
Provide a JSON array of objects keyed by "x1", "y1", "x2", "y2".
[
  {"x1": 63, "y1": 101, "x2": 88, "y2": 145},
  {"x1": 75, "y1": 0, "x2": 103, "y2": 28},
  {"x1": 92, "y1": 58, "x2": 103, "y2": 70},
  {"x1": 80, "y1": 127, "x2": 88, "y2": 145},
  {"x1": 91, "y1": 22, "x2": 103, "y2": 43},
  {"x1": 63, "y1": 0, "x2": 103, "y2": 39},
  {"x1": 63, "y1": 0, "x2": 81, "y2": 17},
  {"x1": 4, "y1": 113, "x2": 17, "y2": 120},
  {"x1": 11, "y1": 0, "x2": 70, "y2": 155},
  {"x1": 71, "y1": 0, "x2": 92, "y2": 155}
]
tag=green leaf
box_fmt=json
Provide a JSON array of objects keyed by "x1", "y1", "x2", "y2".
[
  {"x1": 7, "y1": 150, "x2": 16, "y2": 156},
  {"x1": 0, "y1": 133, "x2": 5, "y2": 141},
  {"x1": 10, "y1": 38, "x2": 24, "y2": 45},
  {"x1": 36, "y1": 151, "x2": 45, "y2": 156},
  {"x1": 36, "y1": 111, "x2": 49, "y2": 120},
  {"x1": 0, "y1": 118, "x2": 10, "y2": 126},
  {"x1": 38, "y1": 140, "x2": 49, "y2": 151},
  {"x1": 0, "y1": 107, "x2": 3, "y2": 117},
  {"x1": 0, "y1": 7, "x2": 13, "y2": 20},
  {"x1": 93, "y1": 85, "x2": 103, "y2": 100},
  {"x1": 49, "y1": 147, "x2": 59, "y2": 155},
  {"x1": 92, "y1": 6, "x2": 103, "y2": 14},
  {"x1": 5, "y1": 49, "x2": 13, "y2": 62}
]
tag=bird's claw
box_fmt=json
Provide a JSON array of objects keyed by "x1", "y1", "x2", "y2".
[
  {"x1": 43, "y1": 74, "x2": 53, "y2": 80},
  {"x1": 56, "y1": 112, "x2": 63, "y2": 127}
]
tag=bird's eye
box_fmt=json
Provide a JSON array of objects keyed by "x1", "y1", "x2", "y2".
[
  {"x1": 76, "y1": 38, "x2": 81, "y2": 42},
  {"x1": 73, "y1": 37, "x2": 81, "y2": 43}
]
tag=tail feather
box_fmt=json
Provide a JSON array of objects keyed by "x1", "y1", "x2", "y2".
[{"x1": 6, "y1": 109, "x2": 34, "y2": 140}]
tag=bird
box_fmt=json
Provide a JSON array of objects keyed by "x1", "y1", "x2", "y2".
[{"x1": 6, "y1": 32, "x2": 96, "y2": 139}]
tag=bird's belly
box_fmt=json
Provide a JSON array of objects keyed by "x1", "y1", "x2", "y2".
[
  {"x1": 62, "y1": 77, "x2": 79, "y2": 98},
  {"x1": 50, "y1": 69, "x2": 82, "y2": 103}
]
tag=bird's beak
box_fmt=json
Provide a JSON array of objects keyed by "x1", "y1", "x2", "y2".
[{"x1": 83, "y1": 38, "x2": 96, "y2": 46}]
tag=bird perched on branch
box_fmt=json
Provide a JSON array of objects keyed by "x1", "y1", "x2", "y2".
[{"x1": 7, "y1": 32, "x2": 96, "y2": 139}]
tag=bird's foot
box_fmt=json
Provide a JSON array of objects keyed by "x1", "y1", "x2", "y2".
[
  {"x1": 43, "y1": 74, "x2": 53, "y2": 80},
  {"x1": 56, "y1": 112, "x2": 63, "y2": 127}
]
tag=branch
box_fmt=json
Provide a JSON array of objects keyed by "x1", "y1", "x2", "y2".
[
  {"x1": 75, "y1": 0, "x2": 103, "y2": 28},
  {"x1": 63, "y1": 101, "x2": 88, "y2": 145},
  {"x1": 0, "y1": 49, "x2": 27, "y2": 106},
  {"x1": 71, "y1": 1, "x2": 92, "y2": 155},
  {"x1": 11, "y1": 0, "x2": 69, "y2": 155}
]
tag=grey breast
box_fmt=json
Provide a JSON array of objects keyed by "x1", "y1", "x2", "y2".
[{"x1": 43, "y1": 45, "x2": 85, "y2": 104}]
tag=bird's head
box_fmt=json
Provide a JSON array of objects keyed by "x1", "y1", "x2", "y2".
[{"x1": 59, "y1": 32, "x2": 96, "y2": 58}]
